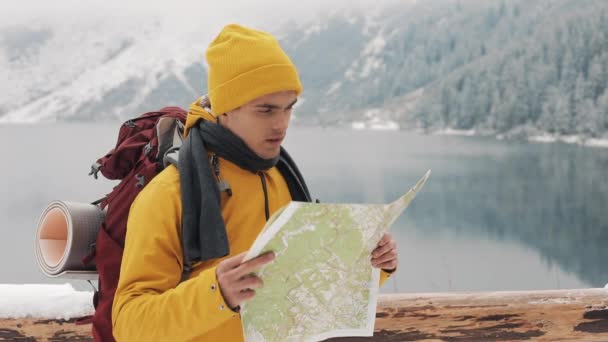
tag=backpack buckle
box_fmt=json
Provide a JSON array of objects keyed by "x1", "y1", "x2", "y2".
[
  {"x1": 89, "y1": 163, "x2": 102, "y2": 179},
  {"x1": 135, "y1": 174, "x2": 146, "y2": 188},
  {"x1": 124, "y1": 120, "x2": 137, "y2": 128},
  {"x1": 143, "y1": 142, "x2": 153, "y2": 157}
]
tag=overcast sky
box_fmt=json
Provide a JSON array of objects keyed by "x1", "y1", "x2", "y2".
[{"x1": 1, "y1": 0, "x2": 403, "y2": 28}]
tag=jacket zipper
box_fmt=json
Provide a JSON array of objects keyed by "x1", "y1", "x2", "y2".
[{"x1": 258, "y1": 171, "x2": 270, "y2": 221}]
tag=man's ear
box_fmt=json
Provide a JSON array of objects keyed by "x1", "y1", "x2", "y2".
[
  {"x1": 221, "y1": 106, "x2": 240, "y2": 124},
  {"x1": 217, "y1": 112, "x2": 229, "y2": 125}
]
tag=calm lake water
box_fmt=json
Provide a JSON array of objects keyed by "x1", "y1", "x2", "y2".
[{"x1": 1, "y1": 124, "x2": 607, "y2": 293}]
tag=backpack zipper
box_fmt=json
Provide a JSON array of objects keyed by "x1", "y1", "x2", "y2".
[
  {"x1": 211, "y1": 154, "x2": 232, "y2": 196},
  {"x1": 258, "y1": 171, "x2": 270, "y2": 221},
  {"x1": 212, "y1": 154, "x2": 268, "y2": 220}
]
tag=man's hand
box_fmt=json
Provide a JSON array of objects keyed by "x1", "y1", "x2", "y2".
[
  {"x1": 371, "y1": 233, "x2": 398, "y2": 272},
  {"x1": 216, "y1": 251, "x2": 275, "y2": 309}
]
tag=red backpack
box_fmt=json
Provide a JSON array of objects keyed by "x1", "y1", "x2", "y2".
[{"x1": 83, "y1": 107, "x2": 187, "y2": 342}]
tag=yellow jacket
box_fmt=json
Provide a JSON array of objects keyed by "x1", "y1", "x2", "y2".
[{"x1": 112, "y1": 102, "x2": 393, "y2": 341}]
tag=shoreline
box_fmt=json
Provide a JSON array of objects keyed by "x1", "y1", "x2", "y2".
[
  {"x1": 318, "y1": 119, "x2": 608, "y2": 149},
  {"x1": 432, "y1": 128, "x2": 608, "y2": 149},
  {"x1": 2, "y1": 120, "x2": 608, "y2": 149}
]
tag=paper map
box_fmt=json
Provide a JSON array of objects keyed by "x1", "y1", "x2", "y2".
[{"x1": 241, "y1": 170, "x2": 431, "y2": 342}]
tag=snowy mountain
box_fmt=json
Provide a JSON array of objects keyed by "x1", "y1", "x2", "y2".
[
  {"x1": 0, "y1": 15, "x2": 209, "y2": 123},
  {"x1": 1, "y1": 5, "x2": 400, "y2": 123},
  {"x1": 2, "y1": 0, "x2": 608, "y2": 140}
]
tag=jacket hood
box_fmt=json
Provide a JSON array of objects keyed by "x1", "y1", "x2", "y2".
[{"x1": 184, "y1": 96, "x2": 216, "y2": 137}]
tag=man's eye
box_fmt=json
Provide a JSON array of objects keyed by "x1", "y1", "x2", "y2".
[{"x1": 259, "y1": 109, "x2": 273, "y2": 114}]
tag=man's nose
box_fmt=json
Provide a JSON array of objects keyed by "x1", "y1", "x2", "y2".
[{"x1": 273, "y1": 110, "x2": 290, "y2": 131}]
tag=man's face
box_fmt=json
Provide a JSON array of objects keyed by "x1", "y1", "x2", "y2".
[{"x1": 219, "y1": 90, "x2": 297, "y2": 159}]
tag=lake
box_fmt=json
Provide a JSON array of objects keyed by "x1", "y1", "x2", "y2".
[{"x1": 1, "y1": 124, "x2": 607, "y2": 293}]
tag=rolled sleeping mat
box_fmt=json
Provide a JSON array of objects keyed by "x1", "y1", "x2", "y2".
[{"x1": 35, "y1": 200, "x2": 105, "y2": 280}]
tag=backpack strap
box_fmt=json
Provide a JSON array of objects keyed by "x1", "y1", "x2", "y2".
[
  {"x1": 180, "y1": 263, "x2": 192, "y2": 283},
  {"x1": 155, "y1": 118, "x2": 192, "y2": 283},
  {"x1": 163, "y1": 146, "x2": 180, "y2": 168},
  {"x1": 161, "y1": 119, "x2": 184, "y2": 168}
]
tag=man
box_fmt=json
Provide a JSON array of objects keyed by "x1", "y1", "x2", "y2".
[{"x1": 112, "y1": 24, "x2": 398, "y2": 341}]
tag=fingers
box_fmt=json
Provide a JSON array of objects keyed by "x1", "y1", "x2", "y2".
[
  {"x1": 237, "y1": 274, "x2": 264, "y2": 290},
  {"x1": 377, "y1": 259, "x2": 398, "y2": 271},
  {"x1": 378, "y1": 233, "x2": 391, "y2": 246},
  {"x1": 217, "y1": 272, "x2": 264, "y2": 308},
  {"x1": 237, "y1": 289, "x2": 256, "y2": 303},
  {"x1": 372, "y1": 234, "x2": 397, "y2": 269},
  {"x1": 216, "y1": 251, "x2": 274, "y2": 309},
  {"x1": 232, "y1": 251, "x2": 275, "y2": 278},
  {"x1": 217, "y1": 251, "x2": 248, "y2": 273},
  {"x1": 372, "y1": 239, "x2": 396, "y2": 259},
  {"x1": 372, "y1": 248, "x2": 397, "y2": 267},
  {"x1": 218, "y1": 282, "x2": 260, "y2": 309}
]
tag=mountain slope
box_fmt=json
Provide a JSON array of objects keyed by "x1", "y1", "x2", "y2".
[
  {"x1": 2, "y1": 0, "x2": 607, "y2": 139},
  {"x1": 0, "y1": 16, "x2": 208, "y2": 122}
]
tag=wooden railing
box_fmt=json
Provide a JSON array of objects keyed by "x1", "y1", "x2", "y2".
[{"x1": 1, "y1": 289, "x2": 607, "y2": 341}]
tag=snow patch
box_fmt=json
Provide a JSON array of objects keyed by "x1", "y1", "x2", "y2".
[
  {"x1": 374, "y1": 122, "x2": 398, "y2": 131},
  {"x1": 363, "y1": 34, "x2": 386, "y2": 56},
  {"x1": 304, "y1": 24, "x2": 322, "y2": 37},
  {"x1": 529, "y1": 134, "x2": 608, "y2": 148},
  {"x1": 584, "y1": 138, "x2": 608, "y2": 148},
  {"x1": 560, "y1": 135, "x2": 581, "y2": 144},
  {"x1": 359, "y1": 57, "x2": 384, "y2": 78},
  {"x1": 352, "y1": 109, "x2": 400, "y2": 130},
  {"x1": 528, "y1": 297, "x2": 580, "y2": 305},
  {"x1": 529, "y1": 134, "x2": 557, "y2": 143},
  {"x1": 359, "y1": 32, "x2": 387, "y2": 78},
  {"x1": 352, "y1": 121, "x2": 366, "y2": 130},
  {"x1": 326, "y1": 81, "x2": 342, "y2": 96},
  {"x1": 343, "y1": 25, "x2": 387, "y2": 80},
  {"x1": 345, "y1": 15, "x2": 359, "y2": 25},
  {"x1": 0, "y1": 284, "x2": 93, "y2": 319},
  {"x1": 434, "y1": 128, "x2": 476, "y2": 136},
  {"x1": 0, "y1": 15, "x2": 208, "y2": 123},
  {"x1": 344, "y1": 61, "x2": 359, "y2": 81}
]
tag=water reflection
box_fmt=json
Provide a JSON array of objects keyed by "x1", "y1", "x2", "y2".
[
  {"x1": 0, "y1": 125, "x2": 606, "y2": 292},
  {"x1": 286, "y1": 129, "x2": 608, "y2": 290}
]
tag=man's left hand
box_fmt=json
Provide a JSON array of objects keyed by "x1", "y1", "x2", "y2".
[{"x1": 371, "y1": 233, "x2": 398, "y2": 272}]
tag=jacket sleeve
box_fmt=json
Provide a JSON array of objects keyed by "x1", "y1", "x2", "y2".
[
  {"x1": 380, "y1": 268, "x2": 394, "y2": 286},
  {"x1": 112, "y1": 180, "x2": 237, "y2": 342}
]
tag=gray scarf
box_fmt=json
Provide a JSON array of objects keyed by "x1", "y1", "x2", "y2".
[{"x1": 177, "y1": 119, "x2": 311, "y2": 270}]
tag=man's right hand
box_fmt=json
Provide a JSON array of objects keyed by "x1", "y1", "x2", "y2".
[{"x1": 216, "y1": 251, "x2": 275, "y2": 310}]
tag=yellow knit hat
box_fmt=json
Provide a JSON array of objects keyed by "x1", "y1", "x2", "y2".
[{"x1": 205, "y1": 24, "x2": 303, "y2": 116}]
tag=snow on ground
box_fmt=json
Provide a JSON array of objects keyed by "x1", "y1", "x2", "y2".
[
  {"x1": 529, "y1": 134, "x2": 608, "y2": 148},
  {"x1": 350, "y1": 124, "x2": 608, "y2": 147},
  {"x1": 585, "y1": 138, "x2": 608, "y2": 148},
  {"x1": 528, "y1": 134, "x2": 557, "y2": 143},
  {"x1": 430, "y1": 129, "x2": 608, "y2": 148},
  {"x1": 351, "y1": 118, "x2": 400, "y2": 131},
  {"x1": 0, "y1": 284, "x2": 93, "y2": 319},
  {"x1": 1, "y1": 282, "x2": 605, "y2": 320},
  {"x1": 351, "y1": 108, "x2": 400, "y2": 131},
  {"x1": 433, "y1": 128, "x2": 477, "y2": 137},
  {"x1": 528, "y1": 298, "x2": 581, "y2": 305}
]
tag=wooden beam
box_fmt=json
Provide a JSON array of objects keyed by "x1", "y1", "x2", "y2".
[
  {"x1": 330, "y1": 288, "x2": 608, "y2": 341},
  {"x1": 1, "y1": 289, "x2": 607, "y2": 341}
]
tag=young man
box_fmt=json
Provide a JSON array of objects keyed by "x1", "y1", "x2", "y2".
[{"x1": 111, "y1": 24, "x2": 398, "y2": 341}]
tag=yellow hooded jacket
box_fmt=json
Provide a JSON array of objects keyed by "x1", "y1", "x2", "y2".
[{"x1": 111, "y1": 101, "x2": 393, "y2": 341}]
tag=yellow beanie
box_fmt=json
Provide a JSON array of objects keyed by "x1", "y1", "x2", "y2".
[{"x1": 205, "y1": 24, "x2": 303, "y2": 116}]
